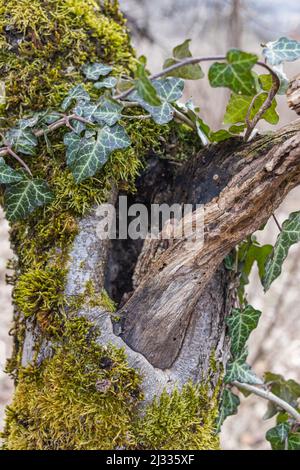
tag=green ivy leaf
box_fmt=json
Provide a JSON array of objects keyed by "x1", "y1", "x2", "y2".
[
  {"x1": 135, "y1": 62, "x2": 162, "y2": 106},
  {"x1": 0, "y1": 157, "x2": 25, "y2": 184},
  {"x1": 224, "y1": 92, "x2": 279, "y2": 125},
  {"x1": 129, "y1": 78, "x2": 184, "y2": 125},
  {"x1": 6, "y1": 128, "x2": 38, "y2": 156},
  {"x1": 210, "y1": 130, "x2": 233, "y2": 142},
  {"x1": 288, "y1": 433, "x2": 300, "y2": 450},
  {"x1": 18, "y1": 115, "x2": 40, "y2": 129},
  {"x1": 227, "y1": 305, "x2": 261, "y2": 358},
  {"x1": 75, "y1": 98, "x2": 123, "y2": 127},
  {"x1": 61, "y1": 85, "x2": 90, "y2": 111},
  {"x1": 163, "y1": 39, "x2": 204, "y2": 80},
  {"x1": 94, "y1": 77, "x2": 118, "y2": 90},
  {"x1": 262, "y1": 37, "x2": 300, "y2": 66},
  {"x1": 217, "y1": 389, "x2": 240, "y2": 431},
  {"x1": 82, "y1": 63, "x2": 112, "y2": 80},
  {"x1": 4, "y1": 179, "x2": 53, "y2": 221},
  {"x1": 266, "y1": 423, "x2": 290, "y2": 450},
  {"x1": 264, "y1": 372, "x2": 300, "y2": 408},
  {"x1": 225, "y1": 356, "x2": 263, "y2": 385},
  {"x1": 65, "y1": 124, "x2": 131, "y2": 182},
  {"x1": 209, "y1": 49, "x2": 258, "y2": 95},
  {"x1": 263, "y1": 211, "x2": 300, "y2": 291}
]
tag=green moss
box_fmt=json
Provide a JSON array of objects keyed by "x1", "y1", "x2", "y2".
[
  {"x1": 2, "y1": 318, "x2": 219, "y2": 450},
  {"x1": 2, "y1": 319, "x2": 143, "y2": 450},
  {"x1": 0, "y1": 0, "x2": 134, "y2": 114},
  {"x1": 136, "y1": 384, "x2": 220, "y2": 450}
]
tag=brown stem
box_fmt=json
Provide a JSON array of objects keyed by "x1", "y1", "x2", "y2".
[{"x1": 6, "y1": 147, "x2": 33, "y2": 177}]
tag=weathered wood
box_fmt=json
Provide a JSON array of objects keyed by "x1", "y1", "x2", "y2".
[{"x1": 121, "y1": 120, "x2": 300, "y2": 368}]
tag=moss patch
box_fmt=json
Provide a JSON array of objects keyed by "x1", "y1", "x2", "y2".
[{"x1": 2, "y1": 318, "x2": 219, "y2": 450}]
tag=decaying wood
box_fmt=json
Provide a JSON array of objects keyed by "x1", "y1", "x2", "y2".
[
  {"x1": 287, "y1": 74, "x2": 300, "y2": 115},
  {"x1": 121, "y1": 120, "x2": 300, "y2": 369}
]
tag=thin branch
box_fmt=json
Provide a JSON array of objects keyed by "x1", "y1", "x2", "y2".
[
  {"x1": 233, "y1": 381, "x2": 300, "y2": 422},
  {"x1": 6, "y1": 147, "x2": 33, "y2": 177}
]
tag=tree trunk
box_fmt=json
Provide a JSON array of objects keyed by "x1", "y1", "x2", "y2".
[{"x1": 1, "y1": 0, "x2": 300, "y2": 451}]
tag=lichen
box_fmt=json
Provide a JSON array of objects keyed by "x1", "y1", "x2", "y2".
[{"x1": 1, "y1": 0, "x2": 220, "y2": 451}]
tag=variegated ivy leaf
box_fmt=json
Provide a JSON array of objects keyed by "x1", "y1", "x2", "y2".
[
  {"x1": 217, "y1": 389, "x2": 240, "y2": 431},
  {"x1": 64, "y1": 124, "x2": 131, "y2": 182},
  {"x1": 82, "y1": 63, "x2": 113, "y2": 81},
  {"x1": 163, "y1": 39, "x2": 204, "y2": 80},
  {"x1": 4, "y1": 179, "x2": 54, "y2": 221},
  {"x1": 74, "y1": 98, "x2": 123, "y2": 127},
  {"x1": 18, "y1": 115, "x2": 40, "y2": 129},
  {"x1": 227, "y1": 305, "x2": 261, "y2": 358},
  {"x1": 225, "y1": 356, "x2": 263, "y2": 385},
  {"x1": 0, "y1": 157, "x2": 25, "y2": 184},
  {"x1": 263, "y1": 211, "x2": 300, "y2": 291},
  {"x1": 209, "y1": 49, "x2": 258, "y2": 95},
  {"x1": 266, "y1": 423, "x2": 290, "y2": 450},
  {"x1": 262, "y1": 37, "x2": 300, "y2": 66},
  {"x1": 5, "y1": 128, "x2": 38, "y2": 156},
  {"x1": 61, "y1": 85, "x2": 90, "y2": 111},
  {"x1": 224, "y1": 92, "x2": 279, "y2": 125},
  {"x1": 128, "y1": 78, "x2": 184, "y2": 125},
  {"x1": 94, "y1": 77, "x2": 118, "y2": 90},
  {"x1": 288, "y1": 433, "x2": 300, "y2": 450}
]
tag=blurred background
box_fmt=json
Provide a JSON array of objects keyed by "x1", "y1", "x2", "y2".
[{"x1": 1, "y1": 0, "x2": 300, "y2": 450}]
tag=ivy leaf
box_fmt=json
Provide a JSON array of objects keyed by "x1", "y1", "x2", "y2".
[
  {"x1": 266, "y1": 423, "x2": 290, "y2": 450},
  {"x1": 217, "y1": 389, "x2": 240, "y2": 431},
  {"x1": 65, "y1": 124, "x2": 131, "y2": 182},
  {"x1": 0, "y1": 157, "x2": 25, "y2": 184},
  {"x1": 135, "y1": 62, "x2": 162, "y2": 106},
  {"x1": 263, "y1": 211, "x2": 300, "y2": 291},
  {"x1": 288, "y1": 433, "x2": 300, "y2": 450},
  {"x1": 225, "y1": 357, "x2": 263, "y2": 385},
  {"x1": 209, "y1": 49, "x2": 258, "y2": 95},
  {"x1": 61, "y1": 85, "x2": 90, "y2": 111},
  {"x1": 262, "y1": 37, "x2": 300, "y2": 66},
  {"x1": 94, "y1": 77, "x2": 118, "y2": 90},
  {"x1": 6, "y1": 128, "x2": 38, "y2": 156},
  {"x1": 75, "y1": 98, "x2": 123, "y2": 127},
  {"x1": 264, "y1": 372, "x2": 300, "y2": 408},
  {"x1": 82, "y1": 63, "x2": 112, "y2": 80},
  {"x1": 4, "y1": 179, "x2": 53, "y2": 221},
  {"x1": 163, "y1": 39, "x2": 204, "y2": 80},
  {"x1": 128, "y1": 78, "x2": 184, "y2": 125},
  {"x1": 227, "y1": 305, "x2": 261, "y2": 358},
  {"x1": 18, "y1": 115, "x2": 40, "y2": 129},
  {"x1": 210, "y1": 130, "x2": 233, "y2": 142},
  {"x1": 239, "y1": 239, "x2": 273, "y2": 286},
  {"x1": 224, "y1": 92, "x2": 279, "y2": 125}
]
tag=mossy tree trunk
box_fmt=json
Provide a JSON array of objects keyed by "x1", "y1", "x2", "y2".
[{"x1": 1, "y1": 0, "x2": 300, "y2": 451}]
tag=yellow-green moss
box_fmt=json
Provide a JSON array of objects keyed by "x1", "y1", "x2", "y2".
[{"x1": 2, "y1": 318, "x2": 219, "y2": 450}]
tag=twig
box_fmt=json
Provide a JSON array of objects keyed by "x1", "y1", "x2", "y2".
[
  {"x1": 6, "y1": 147, "x2": 33, "y2": 177},
  {"x1": 173, "y1": 109, "x2": 196, "y2": 131},
  {"x1": 233, "y1": 381, "x2": 300, "y2": 422}
]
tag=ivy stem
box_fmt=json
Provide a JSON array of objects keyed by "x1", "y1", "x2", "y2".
[
  {"x1": 6, "y1": 147, "x2": 33, "y2": 177},
  {"x1": 272, "y1": 213, "x2": 282, "y2": 232},
  {"x1": 233, "y1": 381, "x2": 300, "y2": 423},
  {"x1": 244, "y1": 62, "x2": 280, "y2": 141}
]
